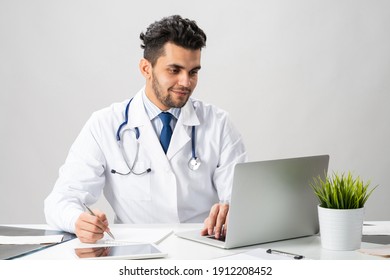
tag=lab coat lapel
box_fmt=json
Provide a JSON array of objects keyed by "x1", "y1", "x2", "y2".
[
  {"x1": 125, "y1": 90, "x2": 170, "y2": 169},
  {"x1": 139, "y1": 122, "x2": 170, "y2": 169},
  {"x1": 167, "y1": 99, "x2": 200, "y2": 159}
]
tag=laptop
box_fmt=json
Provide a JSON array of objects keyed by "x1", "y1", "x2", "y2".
[{"x1": 176, "y1": 154, "x2": 330, "y2": 249}]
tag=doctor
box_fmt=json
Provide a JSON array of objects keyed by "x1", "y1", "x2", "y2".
[{"x1": 44, "y1": 15, "x2": 247, "y2": 243}]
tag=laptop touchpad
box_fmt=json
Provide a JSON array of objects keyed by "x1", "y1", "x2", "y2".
[{"x1": 207, "y1": 235, "x2": 226, "y2": 242}]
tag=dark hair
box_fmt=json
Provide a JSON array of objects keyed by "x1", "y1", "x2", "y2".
[{"x1": 140, "y1": 15, "x2": 207, "y2": 65}]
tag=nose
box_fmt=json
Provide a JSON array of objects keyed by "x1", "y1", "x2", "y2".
[{"x1": 178, "y1": 73, "x2": 191, "y2": 88}]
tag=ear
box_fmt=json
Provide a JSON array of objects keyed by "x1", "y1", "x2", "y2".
[{"x1": 139, "y1": 58, "x2": 152, "y2": 79}]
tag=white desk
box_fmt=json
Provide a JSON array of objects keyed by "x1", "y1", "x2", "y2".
[{"x1": 12, "y1": 223, "x2": 385, "y2": 260}]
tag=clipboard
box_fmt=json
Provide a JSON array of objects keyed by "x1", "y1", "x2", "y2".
[{"x1": 0, "y1": 226, "x2": 76, "y2": 260}]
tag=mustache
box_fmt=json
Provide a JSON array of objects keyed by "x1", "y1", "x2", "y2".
[{"x1": 170, "y1": 87, "x2": 192, "y2": 94}]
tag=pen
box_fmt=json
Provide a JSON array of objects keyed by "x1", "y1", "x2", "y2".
[
  {"x1": 83, "y1": 203, "x2": 115, "y2": 240},
  {"x1": 266, "y1": 249, "x2": 304, "y2": 260}
]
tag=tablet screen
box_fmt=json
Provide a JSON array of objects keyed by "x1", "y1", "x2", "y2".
[{"x1": 74, "y1": 243, "x2": 166, "y2": 260}]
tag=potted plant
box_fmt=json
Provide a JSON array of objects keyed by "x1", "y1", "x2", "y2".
[{"x1": 310, "y1": 171, "x2": 377, "y2": 250}]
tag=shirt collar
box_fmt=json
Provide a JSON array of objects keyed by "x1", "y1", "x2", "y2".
[{"x1": 142, "y1": 91, "x2": 181, "y2": 120}]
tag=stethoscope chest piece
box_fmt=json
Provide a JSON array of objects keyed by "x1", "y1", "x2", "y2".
[{"x1": 188, "y1": 157, "x2": 201, "y2": 171}]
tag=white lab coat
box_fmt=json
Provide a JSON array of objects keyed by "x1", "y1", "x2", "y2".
[{"x1": 44, "y1": 88, "x2": 247, "y2": 233}]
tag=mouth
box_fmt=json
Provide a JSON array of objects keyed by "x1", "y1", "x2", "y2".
[{"x1": 170, "y1": 88, "x2": 191, "y2": 96}]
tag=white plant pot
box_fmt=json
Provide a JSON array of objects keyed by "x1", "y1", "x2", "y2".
[{"x1": 318, "y1": 205, "x2": 365, "y2": 251}]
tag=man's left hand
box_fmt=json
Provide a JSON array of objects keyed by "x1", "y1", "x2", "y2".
[{"x1": 201, "y1": 202, "x2": 229, "y2": 240}]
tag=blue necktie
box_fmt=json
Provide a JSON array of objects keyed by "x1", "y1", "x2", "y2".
[{"x1": 159, "y1": 112, "x2": 173, "y2": 154}]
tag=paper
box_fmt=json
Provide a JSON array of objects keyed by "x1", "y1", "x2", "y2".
[
  {"x1": 95, "y1": 228, "x2": 173, "y2": 245},
  {"x1": 217, "y1": 248, "x2": 305, "y2": 260},
  {"x1": 359, "y1": 245, "x2": 390, "y2": 258},
  {"x1": 363, "y1": 221, "x2": 390, "y2": 235},
  {"x1": 0, "y1": 235, "x2": 64, "y2": 245}
]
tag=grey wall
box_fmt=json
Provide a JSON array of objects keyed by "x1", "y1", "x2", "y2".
[{"x1": 1, "y1": 0, "x2": 389, "y2": 224}]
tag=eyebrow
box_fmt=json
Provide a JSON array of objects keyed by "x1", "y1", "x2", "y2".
[{"x1": 168, "y1": 64, "x2": 202, "y2": 72}]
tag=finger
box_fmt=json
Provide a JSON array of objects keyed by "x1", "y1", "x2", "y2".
[
  {"x1": 214, "y1": 204, "x2": 229, "y2": 239},
  {"x1": 200, "y1": 222, "x2": 207, "y2": 236},
  {"x1": 93, "y1": 210, "x2": 108, "y2": 224},
  {"x1": 75, "y1": 228, "x2": 104, "y2": 243},
  {"x1": 80, "y1": 212, "x2": 107, "y2": 233},
  {"x1": 75, "y1": 212, "x2": 107, "y2": 243},
  {"x1": 200, "y1": 217, "x2": 211, "y2": 236},
  {"x1": 206, "y1": 204, "x2": 220, "y2": 235},
  {"x1": 95, "y1": 210, "x2": 113, "y2": 238},
  {"x1": 223, "y1": 212, "x2": 229, "y2": 236},
  {"x1": 93, "y1": 210, "x2": 111, "y2": 232},
  {"x1": 87, "y1": 209, "x2": 109, "y2": 231},
  {"x1": 200, "y1": 204, "x2": 218, "y2": 236},
  {"x1": 77, "y1": 230, "x2": 105, "y2": 243}
]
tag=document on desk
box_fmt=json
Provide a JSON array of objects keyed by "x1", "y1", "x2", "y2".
[
  {"x1": 96, "y1": 228, "x2": 173, "y2": 245},
  {"x1": 217, "y1": 248, "x2": 306, "y2": 260},
  {"x1": 0, "y1": 235, "x2": 64, "y2": 245}
]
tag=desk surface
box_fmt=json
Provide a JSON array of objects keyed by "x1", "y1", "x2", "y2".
[{"x1": 7, "y1": 223, "x2": 384, "y2": 260}]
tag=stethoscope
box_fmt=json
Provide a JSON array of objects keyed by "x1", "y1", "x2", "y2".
[{"x1": 110, "y1": 98, "x2": 201, "y2": 176}]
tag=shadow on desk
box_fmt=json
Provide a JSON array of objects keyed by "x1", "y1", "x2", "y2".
[{"x1": 362, "y1": 235, "x2": 390, "y2": 245}]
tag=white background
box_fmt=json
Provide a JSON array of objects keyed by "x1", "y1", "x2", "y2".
[{"x1": 0, "y1": 0, "x2": 389, "y2": 224}]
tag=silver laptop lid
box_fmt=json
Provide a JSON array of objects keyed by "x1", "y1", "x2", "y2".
[{"x1": 224, "y1": 155, "x2": 329, "y2": 248}]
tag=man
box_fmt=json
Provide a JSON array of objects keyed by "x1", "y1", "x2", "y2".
[{"x1": 44, "y1": 15, "x2": 247, "y2": 243}]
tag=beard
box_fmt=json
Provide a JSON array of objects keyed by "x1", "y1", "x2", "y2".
[{"x1": 151, "y1": 71, "x2": 192, "y2": 109}]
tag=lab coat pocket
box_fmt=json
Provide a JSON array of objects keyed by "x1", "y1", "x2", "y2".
[{"x1": 113, "y1": 160, "x2": 151, "y2": 201}]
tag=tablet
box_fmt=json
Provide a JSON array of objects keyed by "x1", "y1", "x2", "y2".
[{"x1": 74, "y1": 243, "x2": 167, "y2": 260}]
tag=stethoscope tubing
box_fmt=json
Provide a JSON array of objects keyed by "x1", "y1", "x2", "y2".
[{"x1": 113, "y1": 98, "x2": 200, "y2": 175}]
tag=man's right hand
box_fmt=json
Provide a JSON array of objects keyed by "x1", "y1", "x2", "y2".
[{"x1": 75, "y1": 209, "x2": 110, "y2": 243}]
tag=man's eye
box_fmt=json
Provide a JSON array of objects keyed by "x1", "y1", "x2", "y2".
[
  {"x1": 190, "y1": 71, "x2": 199, "y2": 76},
  {"x1": 169, "y1": 68, "x2": 179, "y2": 74}
]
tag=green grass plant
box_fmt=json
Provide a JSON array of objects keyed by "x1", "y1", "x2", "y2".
[{"x1": 311, "y1": 171, "x2": 377, "y2": 209}]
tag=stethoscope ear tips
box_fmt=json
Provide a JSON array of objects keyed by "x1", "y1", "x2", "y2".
[{"x1": 111, "y1": 167, "x2": 151, "y2": 176}]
